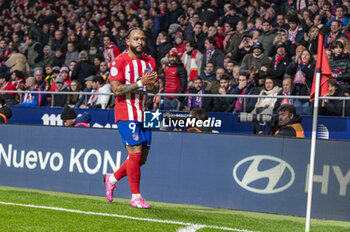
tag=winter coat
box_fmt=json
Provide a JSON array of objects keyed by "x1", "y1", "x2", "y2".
[
  {"x1": 258, "y1": 30, "x2": 277, "y2": 55},
  {"x1": 329, "y1": 53, "x2": 350, "y2": 93},
  {"x1": 71, "y1": 60, "x2": 96, "y2": 88},
  {"x1": 240, "y1": 53, "x2": 271, "y2": 73},
  {"x1": 268, "y1": 55, "x2": 292, "y2": 85},
  {"x1": 319, "y1": 87, "x2": 350, "y2": 116},
  {"x1": 252, "y1": 86, "x2": 282, "y2": 115},
  {"x1": 201, "y1": 48, "x2": 225, "y2": 73},
  {"x1": 6, "y1": 52, "x2": 29, "y2": 75},
  {"x1": 226, "y1": 83, "x2": 260, "y2": 113},
  {"x1": 286, "y1": 61, "x2": 315, "y2": 101}
]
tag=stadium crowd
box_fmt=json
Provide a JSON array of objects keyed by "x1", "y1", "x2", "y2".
[{"x1": 0, "y1": 0, "x2": 350, "y2": 116}]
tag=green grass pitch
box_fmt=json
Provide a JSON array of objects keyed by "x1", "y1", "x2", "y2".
[{"x1": 0, "y1": 186, "x2": 349, "y2": 232}]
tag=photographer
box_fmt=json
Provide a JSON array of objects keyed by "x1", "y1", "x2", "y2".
[
  {"x1": 0, "y1": 96, "x2": 12, "y2": 124},
  {"x1": 273, "y1": 104, "x2": 304, "y2": 138}
]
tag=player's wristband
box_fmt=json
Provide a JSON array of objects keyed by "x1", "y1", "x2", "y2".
[{"x1": 137, "y1": 80, "x2": 143, "y2": 88}]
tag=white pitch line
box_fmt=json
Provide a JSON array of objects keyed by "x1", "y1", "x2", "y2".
[{"x1": 0, "y1": 201, "x2": 258, "y2": 232}]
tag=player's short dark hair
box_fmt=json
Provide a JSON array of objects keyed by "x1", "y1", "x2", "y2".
[
  {"x1": 277, "y1": 104, "x2": 296, "y2": 116},
  {"x1": 126, "y1": 27, "x2": 144, "y2": 39}
]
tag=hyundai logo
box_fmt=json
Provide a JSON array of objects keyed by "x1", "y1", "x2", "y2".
[{"x1": 233, "y1": 155, "x2": 295, "y2": 194}]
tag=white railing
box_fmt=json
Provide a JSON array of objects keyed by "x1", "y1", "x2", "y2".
[{"x1": 1, "y1": 90, "x2": 349, "y2": 116}]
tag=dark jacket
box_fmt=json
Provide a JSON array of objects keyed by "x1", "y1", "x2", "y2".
[
  {"x1": 274, "y1": 115, "x2": 303, "y2": 137},
  {"x1": 286, "y1": 61, "x2": 315, "y2": 101},
  {"x1": 268, "y1": 55, "x2": 292, "y2": 85},
  {"x1": 329, "y1": 53, "x2": 350, "y2": 93},
  {"x1": 73, "y1": 112, "x2": 91, "y2": 127},
  {"x1": 0, "y1": 105, "x2": 12, "y2": 123},
  {"x1": 226, "y1": 82, "x2": 260, "y2": 113},
  {"x1": 201, "y1": 48, "x2": 225, "y2": 73},
  {"x1": 52, "y1": 86, "x2": 69, "y2": 107},
  {"x1": 319, "y1": 87, "x2": 349, "y2": 116},
  {"x1": 211, "y1": 85, "x2": 236, "y2": 112},
  {"x1": 268, "y1": 41, "x2": 296, "y2": 58},
  {"x1": 200, "y1": 71, "x2": 216, "y2": 82},
  {"x1": 157, "y1": 41, "x2": 173, "y2": 66},
  {"x1": 71, "y1": 60, "x2": 96, "y2": 88}
]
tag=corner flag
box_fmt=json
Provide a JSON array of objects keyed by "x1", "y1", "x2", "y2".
[{"x1": 309, "y1": 34, "x2": 332, "y2": 101}]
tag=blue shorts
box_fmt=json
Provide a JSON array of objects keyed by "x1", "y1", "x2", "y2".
[{"x1": 117, "y1": 121, "x2": 151, "y2": 149}]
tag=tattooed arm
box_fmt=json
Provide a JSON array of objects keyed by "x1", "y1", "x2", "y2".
[{"x1": 110, "y1": 71, "x2": 158, "y2": 96}]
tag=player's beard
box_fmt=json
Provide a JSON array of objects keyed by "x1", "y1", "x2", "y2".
[{"x1": 129, "y1": 44, "x2": 144, "y2": 55}]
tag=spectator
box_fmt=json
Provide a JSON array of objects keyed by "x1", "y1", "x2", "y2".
[
  {"x1": 268, "y1": 42, "x2": 292, "y2": 86},
  {"x1": 77, "y1": 75, "x2": 94, "y2": 109},
  {"x1": 71, "y1": 50, "x2": 96, "y2": 88},
  {"x1": 102, "y1": 34, "x2": 121, "y2": 66},
  {"x1": 60, "y1": 105, "x2": 91, "y2": 127},
  {"x1": 67, "y1": 80, "x2": 82, "y2": 108},
  {"x1": 207, "y1": 67, "x2": 225, "y2": 94},
  {"x1": 227, "y1": 71, "x2": 259, "y2": 113},
  {"x1": 251, "y1": 76, "x2": 281, "y2": 115},
  {"x1": 320, "y1": 78, "x2": 350, "y2": 116},
  {"x1": 44, "y1": 66, "x2": 60, "y2": 87},
  {"x1": 190, "y1": 22, "x2": 206, "y2": 53},
  {"x1": 5, "y1": 44, "x2": 29, "y2": 75},
  {"x1": 34, "y1": 68, "x2": 50, "y2": 92},
  {"x1": 226, "y1": 20, "x2": 249, "y2": 55},
  {"x1": 184, "y1": 12, "x2": 200, "y2": 42},
  {"x1": 84, "y1": 75, "x2": 111, "y2": 109},
  {"x1": 207, "y1": 25, "x2": 224, "y2": 51},
  {"x1": 324, "y1": 20, "x2": 348, "y2": 49},
  {"x1": 183, "y1": 76, "x2": 211, "y2": 112},
  {"x1": 0, "y1": 73, "x2": 17, "y2": 105},
  {"x1": 51, "y1": 76, "x2": 68, "y2": 107},
  {"x1": 50, "y1": 66, "x2": 72, "y2": 91},
  {"x1": 201, "y1": 37, "x2": 225, "y2": 73},
  {"x1": 211, "y1": 74, "x2": 236, "y2": 112},
  {"x1": 50, "y1": 30, "x2": 67, "y2": 51},
  {"x1": 258, "y1": 20, "x2": 277, "y2": 55},
  {"x1": 20, "y1": 77, "x2": 43, "y2": 107},
  {"x1": 52, "y1": 47, "x2": 65, "y2": 68},
  {"x1": 88, "y1": 41, "x2": 103, "y2": 64},
  {"x1": 98, "y1": 61, "x2": 110, "y2": 81},
  {"x1": 156, "y1": 32, "x2": 173, "y2": 66},
  {"x1": 64, "y1": 42, "x2": 79, "y2": 67},
  {"x1": 181, "y1": 41, "x2": 203, "y2": 85},
  {"x1": 26, "y1": 36, "x2": 45, "y2": 71},
  {"x1": 240, "y1": 42, "x2": 270, "y2": 76},
  {"x1": 269, "y1": 28, "x2": 296, "y2": 58},
  {"x1": 232, "y1": 32, "x2": 254, "y2": 64},
  {"x1": 286, "y1": 49, "x2": 315, "y2": 115},
  {"x1": 326, "y1": 5, "x2": 349, "y2": 28},
  {"x1": 301, "y1": 26, "x2": 319, "y2": 56},
  {"x1": 273, "y1": 76, "x2": 293, "y2": 114},
  {"x1": 43, "y1": 45, "x2": 54, "y2": 67},
  {"x1": 329, "y1": 41, "x2": 350, "y2": 94},
  {"x1": 286, "y1": 15, "x2": 304, "y2": 46},
  {"x1": 11, "y1": 70, "x2": 25, "y2": 89},
  {"x1": 162, "y1": 49, "x2": 187, "y2": 110},
  {"x1": 200, "y1": 62, "x2": 216, "y2": 83}
]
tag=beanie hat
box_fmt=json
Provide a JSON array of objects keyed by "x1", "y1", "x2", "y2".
[
  {"x1": 60, "y1": 106, "x2": 77, "y2": 120},
  {"x1": 168, "y1": 48, "x2": 179, "y2": 58}
]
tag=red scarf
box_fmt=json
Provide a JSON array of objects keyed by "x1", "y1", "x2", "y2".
[
  {"x1": 274, "y1": 53, "x2": 286, "y2": 70},
  {"x1": 183, "y1": 50, "x2": 199, "y2": 82},
  {"x1": 234, "y1": 88, "x2": 247, "y2": 111}
]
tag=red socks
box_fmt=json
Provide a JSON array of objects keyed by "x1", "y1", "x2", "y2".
[
  {"x1": 113, "y1": 160, "x2": 128, "y2": 181},
  {"x1": 126, "y1": 152, "x2": 142, "y2": 194},
  {"x1": 113, "y1": 152, "x2": 143, "y2": 194}
]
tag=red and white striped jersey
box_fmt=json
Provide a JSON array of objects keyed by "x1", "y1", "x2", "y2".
[{"x1": 109, "y1": 52, "x2": 156, "y2": 123}]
